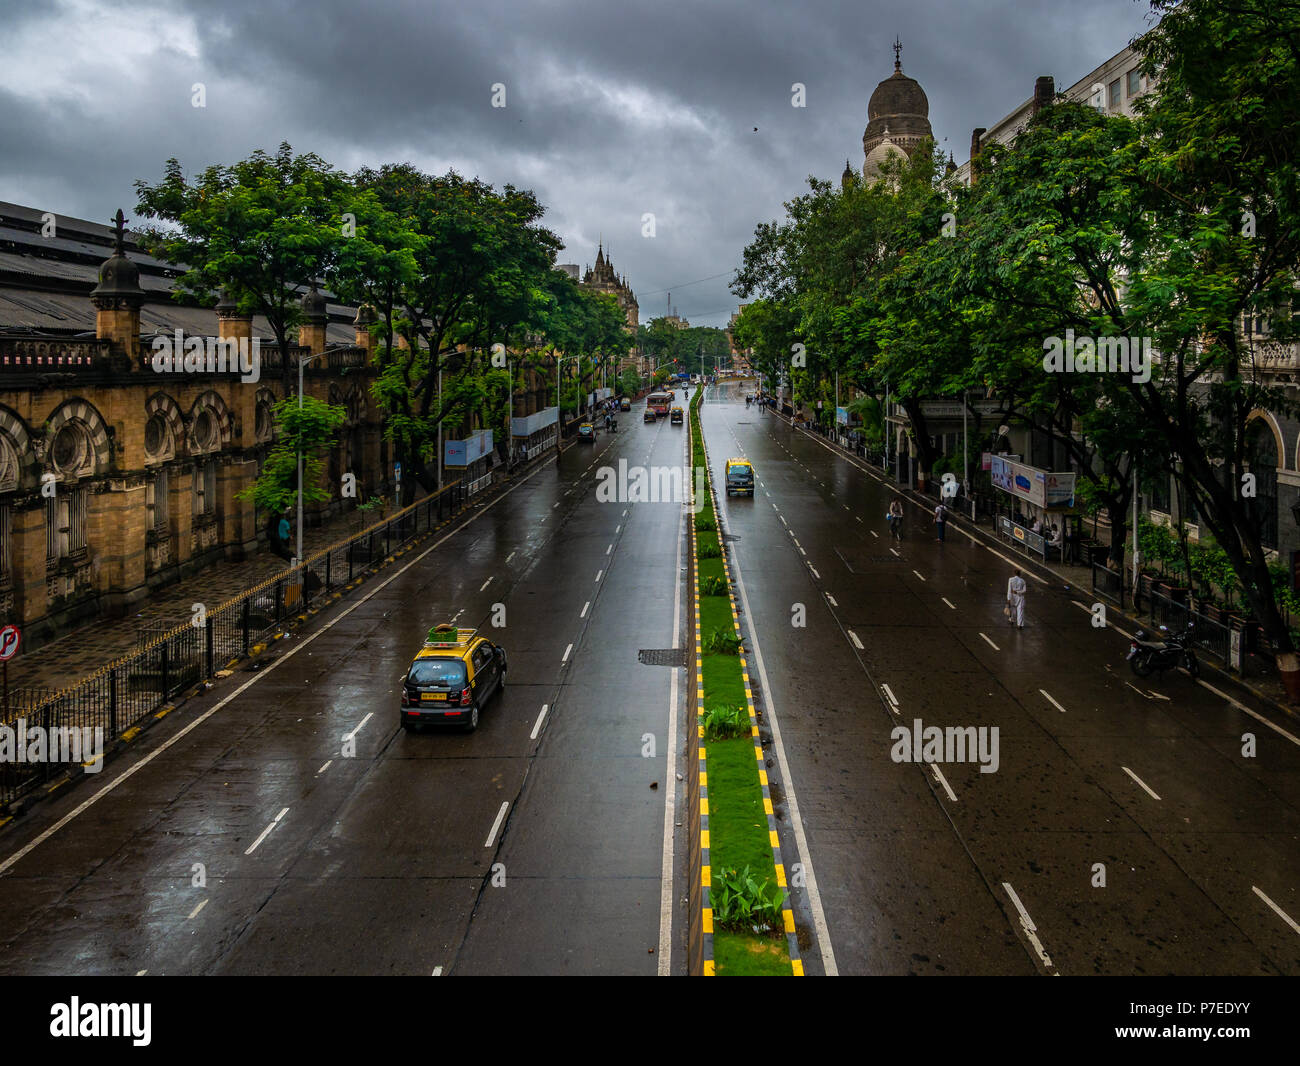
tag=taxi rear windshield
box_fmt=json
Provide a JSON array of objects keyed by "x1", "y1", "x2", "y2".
[
  {"x1": 728, "y1": 466, "x2": 753, "y2": 482},
  {"x1": 408, "y1": 659, "x2": 468, "y2": 685}
]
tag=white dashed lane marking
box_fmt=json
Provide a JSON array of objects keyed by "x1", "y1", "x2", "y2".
[{"x1": 1122, "y1": 766, "x2": 1161, "y2": 801}]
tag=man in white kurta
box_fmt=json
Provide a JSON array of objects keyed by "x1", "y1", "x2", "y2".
[{"x1": 1007, "y1": 570, "x2": 1027, "y2": 627}]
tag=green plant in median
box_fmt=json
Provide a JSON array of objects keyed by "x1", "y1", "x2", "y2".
[
  {"x1": 705, "y1": 626, "x2": 742, "y2": 654},
  {"x1": 710, "y1": 865, "x2": 786, "y2": 933},
  {"x1": 700, "y1": 575, "x2": 728, "y2": 596},
  {"x1": 695, "y1": 514, "x2": 716, "y2": 531},
  {"x1": 698, "y1": 542, "x2": 721, "y2": 559},
  {"x1": 702, "y1": 703, "x2": 749, "y2": 740}
]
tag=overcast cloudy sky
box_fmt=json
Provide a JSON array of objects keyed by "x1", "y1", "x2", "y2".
[{"x1": 0, "y1": 0, "x2": 1159, "y2": 326}]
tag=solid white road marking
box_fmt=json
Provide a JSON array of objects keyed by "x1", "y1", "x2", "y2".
[
  {"x1": 979, "y1": 632, "x2": 1000, "y2": 651},
  {"x1": 432, "y1": 966, "x2": 443, "y2": 976},
  {"x1": 1253, "y1": 886, "x2": 1300, "y2": 936},
  {"x1": 245, "y1": 807, "x2": 289, "y2": 856},
  {"x1": 530, "y1": 704, "x2": 549, "y2": 740},
  {"x1": 826, "y1": 593, "x2": 838, "y2": 607},
  {"x1": 1040, "y1": 689, "x2": 1068, "y2": 714},
  {"x1": 730, "y1": 534, "x2": 838, "y2": 975},
  {"x1": 881, "y1": 683, "x2": 900, "y2": 708},
  {"x1": 1195, "y1": 679, "x2": 1300, "y2": 748},
  {"x1": 809, "y1": 565, "x2": 820, "y2": 579},
  {"x1": 596, "y1": 569, "x2": 603, "y2": 582},
  {"x1": 479, "y1": 577, "x2": 493, "y2": 592},
  {"x1": 848, "y1": 630, "x2": 864, "y2": 650},
  {"x1": 316, "y1": 760, "x2": 332, "y2": 775},
  {"x1": 505, "y1": 551, "x2": 516, "y2": 563},
  {"x1": 1122, "y1": 766, "x2": 1161, "y2": 800},
  {"x1": 912, "y1": 570, "x2": 926, "y2": 582},
  {"x1": 658, "y1": 503, "x2": 686, "y2": 974},
  {"x1": 889, "y1": 548, "x2": 899, "y2": 557},
  {"x1": 580, "y1": 601, "x2": 590, "y2": 618},
  {"x1": 941, "y1": 597, "x2": 956, "y2": 610},
  {"x1": 1003, "y1": 882, "x2": 1055, "y2": 971},
  {"x1": 0, "y1": 447, "x2": 559, "y2": 877},
  {"x1": 869, "y1": 529, "x2": 877, "y2": 537},
  {"x1": 485, "y1": 801, "x2": 510, "y2": 848},
  {"x1": 136, "y1": 970, "x2": 147, "y2": 976},
  {"x1": 1124, "y1": 682, "x2": 1152, "y2": 699},
  {"x1": 562, "y1": 643, "x2": 573, "y2": 663},
  {"x1": 188, "y1": 899, "x2": 208, "y2": 920},
  {"x1": 930, "y1": 764, "x2": 958, "y2": 802}
]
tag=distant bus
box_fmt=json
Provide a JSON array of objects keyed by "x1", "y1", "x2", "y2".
[{"x1": 647, "y1": 392, "x2": 672, "y2": 416}]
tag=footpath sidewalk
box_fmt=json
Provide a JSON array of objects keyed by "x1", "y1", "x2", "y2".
[
  {"x1": 769, "y1": 407, "x2": 1298, "y2": 718},
  {"x1": 6, "y1": 446, "x2": 569, "y2": 695}
]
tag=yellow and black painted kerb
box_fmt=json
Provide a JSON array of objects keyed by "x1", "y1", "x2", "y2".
[
  {"x1": 697, "y1": 426, "x2": 803, "y2": 976},
  {"x1": 687, "y1": 393, "x2": 715, "y2": 976}
]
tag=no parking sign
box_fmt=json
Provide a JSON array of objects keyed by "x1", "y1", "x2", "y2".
[{"x1": 0, "y1": 625, "x2": 19, "y2": 661}]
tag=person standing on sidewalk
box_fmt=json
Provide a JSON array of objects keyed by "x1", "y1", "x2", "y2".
[
  {"x1": 888, "y1": 499, "x2": 904, "y2": 540},
  {"x1": 1006, "y1": 569, "x2": 1027, "y2": 627},
  {"x1": 934, "y1": 501, "x2": 948, "y2": 542}
]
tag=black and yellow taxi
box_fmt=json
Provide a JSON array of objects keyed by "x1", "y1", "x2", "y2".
[
  {"x1": 620, "y1": 398, "x2": 631, "y2": 411},
  {"x1": 670, "y1": 406, "x2": 684, "y2": 425},
  {"x1": 724, "y1": 457, "x2": 754, "y2": 497},
  {"x1": 400, "y1": 625, "x2": 507, "y2": 733},
  {"x1": 643, "y1": 407, "x2": 657, "y2": 423},
  {"x1": 577, "y1": 421, "x2": 595, "y2": 443}
]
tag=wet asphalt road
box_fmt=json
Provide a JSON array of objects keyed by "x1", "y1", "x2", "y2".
[
  {"x1": 0, "y1": 411, "x2": 692, "y2": 976},
  {"x1": 3, "y1": 382, "x2": 1298, "y2": 977},
  {"x1": 703, "y1": 379, "x2": 1300, "y2": 975}
]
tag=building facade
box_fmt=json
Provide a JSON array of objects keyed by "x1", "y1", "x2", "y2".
[
  {"x1": 580, "y1": 244, "x2": 639, "y2": 331},
  {"x1": 0, "y1": 202, "x2": 394, "y2": 648}
]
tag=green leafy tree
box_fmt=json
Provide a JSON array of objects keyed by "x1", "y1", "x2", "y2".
[
  {"x1": 238, "y1": 396, "x2": 347, "y2": 512},
  {"x1": 134, "y1": 142, "x2": 350, "y2": 393}
]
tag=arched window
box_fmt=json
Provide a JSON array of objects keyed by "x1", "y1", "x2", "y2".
[{"x1": 1246, "y1": 419, "x2": 1279, "y2": 550}]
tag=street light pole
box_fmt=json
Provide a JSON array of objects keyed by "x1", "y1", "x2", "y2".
[{"x1": 296, "y1": 350, "x2": 327, "y2": 569}]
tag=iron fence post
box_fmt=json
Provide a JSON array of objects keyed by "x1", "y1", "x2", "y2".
[
  {"x1": 206, "y1": 620, "x2": 214, "y2": 679},
  {"x1": 161, "y1": 639, "x2": 170, "y2": 702},
  {"x1": 109, "y1": 668, "x2": 118, "y2": 737},
  {"x1": 242, "y1": 597, "x2": 250, "y2": 656}
]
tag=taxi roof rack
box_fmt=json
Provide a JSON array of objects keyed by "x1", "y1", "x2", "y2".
[{"x1": 423, "y1": 625, "x2": 477, "y2": 648}]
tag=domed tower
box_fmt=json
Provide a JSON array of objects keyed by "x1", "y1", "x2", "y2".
[
  {"x1": 863, "y1": 38, "x2": 932, "y2": 181},
  {"x1": 89, "y1": 209, "x2": 146, "y2": 360}
]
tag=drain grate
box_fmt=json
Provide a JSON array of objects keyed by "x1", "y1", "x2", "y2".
[{"x1": 639, "y1": 648, "x2": 687, "y2": 667}]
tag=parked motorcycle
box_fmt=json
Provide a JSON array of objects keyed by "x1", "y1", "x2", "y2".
[{"x1": 1127, "y1": 622, "x2": 1200, "y2": 678}]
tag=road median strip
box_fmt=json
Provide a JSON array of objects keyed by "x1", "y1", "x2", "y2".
[{"x1": 688, "y1": 388, "x2": 798, "y2": 977}]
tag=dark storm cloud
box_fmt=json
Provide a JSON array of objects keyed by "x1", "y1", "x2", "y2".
[{"x1": 0, "y1": 0, "x2": 1158, "y2": 324}]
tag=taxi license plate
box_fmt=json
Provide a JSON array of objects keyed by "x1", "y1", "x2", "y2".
[{"x1": 421, "y1": 692, "x2": 447, "y2": 701}]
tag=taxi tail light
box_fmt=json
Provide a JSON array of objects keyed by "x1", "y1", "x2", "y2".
[
  {"x1": 457, "y1": 686, "x2": 472, "y2": 706},
  {"x1": 401, "y1": 691, "x2": 411, "y2": 706}
]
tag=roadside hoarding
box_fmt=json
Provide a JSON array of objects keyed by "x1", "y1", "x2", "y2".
[
  {"x1": 990, "y1": 455, "x2": 1075, "y2": 509},
  {"x1": 445, "y1": 429, "x2": 493, "y2": 467}
]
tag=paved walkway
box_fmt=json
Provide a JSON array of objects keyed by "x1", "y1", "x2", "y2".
[{"x1": 6, "y1": 448, "x2": 566, "y2": 694}]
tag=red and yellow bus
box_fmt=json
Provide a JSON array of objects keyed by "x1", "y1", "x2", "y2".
[{"x1": 647, "y1": 392, "x2": 672, "y2": 417}]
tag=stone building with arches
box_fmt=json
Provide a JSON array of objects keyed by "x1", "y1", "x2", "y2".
[{"x1": 0, "y1": 201, "x2": 391, "y2": 646}]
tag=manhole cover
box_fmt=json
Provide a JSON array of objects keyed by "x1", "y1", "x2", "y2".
[{"x1": 639, "y1": 648, "x2": 687, "y2": 667}]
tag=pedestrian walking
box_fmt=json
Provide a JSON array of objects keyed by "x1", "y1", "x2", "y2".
[
  {"x1": 1006, "y1": 568, "x2": 1027, "y2": 628},
  {"x1": 934, "y1": 501, "x2": 948, "y2": 542},
  {"x1": 888, "y1": 499, "x2": 904, "y2": 540}
]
